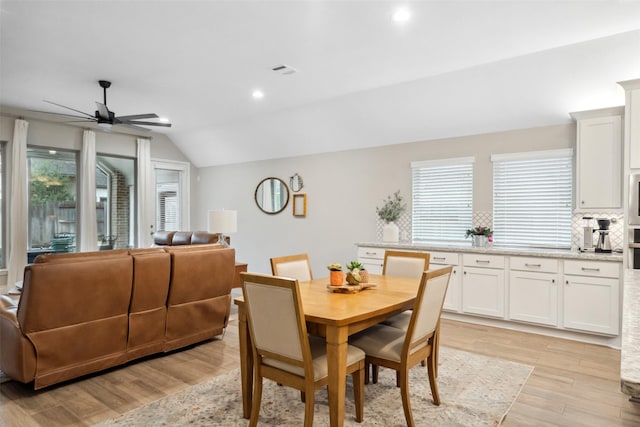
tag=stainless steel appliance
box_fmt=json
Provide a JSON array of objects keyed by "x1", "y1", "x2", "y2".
[
  {"x1": 581, "y1": 216, "x2": 594, "y2": 250},
  {"x1": 630, "y1": 173, "x2": 640, "y2": 226},
  {"x1": 594, "y1": 218, "x2": 612, "y2": 253},
  {"x1": 632, "y1": 229, "x2": 640, "y2": 270}
]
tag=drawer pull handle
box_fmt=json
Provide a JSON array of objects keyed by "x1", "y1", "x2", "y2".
[
  {"x1": 433, "y1": 257, "x2": 446, "y2": 261},
  {"x1": 552, "y1": 279, "x2": 555, "y2": 284},
  {"x1": 365, "y1": 252, "x2": 377, "y2": 255},
  {"x1": 475, "y1": 260, "x2": 490, "y2": 264},
  {"x1": 525, "y1": 263, "x2": 542, "y2": 267},
  {"x1": 581, "y1": 267, "x2": 601, "y2": 272}
]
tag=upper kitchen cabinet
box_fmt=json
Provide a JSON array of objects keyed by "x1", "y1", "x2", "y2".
[
  {"x1": 571, "y1": 107, "x2": 624, "y2": 210},
  {"x1": 618, "y1": 79, "x2": 640, "y2": 170}
]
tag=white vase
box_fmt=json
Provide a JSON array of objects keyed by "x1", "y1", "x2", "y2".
[{"x1": 382, "y1": 222, "x2": 399, "y2": 243}]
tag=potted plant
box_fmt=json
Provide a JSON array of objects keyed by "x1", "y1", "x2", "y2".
[
  {"x1": 465, "y1": 226, "x2": 493, "y2": 247},
  {"x1": 346, "y1": 260, "x2": 368, "y2": 284},
  {"x1": 327, "y1": 263, "x2": 344, "y2": 286},
  {"x1": 376, "y1": 190, "x2": 406, "y2": 243}
]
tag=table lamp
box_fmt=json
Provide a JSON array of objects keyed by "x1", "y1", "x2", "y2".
[{"x1": 208, "y1": 209, "x2": 237, "y2": 248}]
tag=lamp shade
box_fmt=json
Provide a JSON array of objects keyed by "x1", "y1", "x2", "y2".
[{"x1": 208, "y1": 210, "x2": 237, "y2": 234}]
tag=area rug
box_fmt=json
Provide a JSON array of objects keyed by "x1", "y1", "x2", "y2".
[{"x1": 97, "y1": 347, "x2": 532, "y2": 426}]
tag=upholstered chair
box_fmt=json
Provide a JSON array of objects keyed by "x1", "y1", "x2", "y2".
[
  {"x1": 270, "y1": 253, "x2": 313, "y2": 281},
  {"x1": 381, "y1": 250, "x2": 430, "y2": 331},
  {"x1": 349, "y1": 266, "x2": 452, "y2": 427},
  {"x1": 241, "y1": 272, "x2": 365, "y2": 427}
]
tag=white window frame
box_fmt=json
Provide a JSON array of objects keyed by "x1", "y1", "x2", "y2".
[
  {"x1": 492, "y1": 148, "x2": 573, "y2": 249},
  {"x1": 411, "y1": 157, "x2": 474, "y2": 243},
  {"x1": 151, "y1": 159, "x2": 190, "y2": 232}
]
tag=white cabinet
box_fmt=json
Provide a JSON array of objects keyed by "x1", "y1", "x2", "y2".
[
  {"x1": 462, "y1": 254, "x2": 505, "y2": 318},
  {"x1": 619, "y1": 79, "x2": 640, "y2": 169},
  {"x1": 356, "y1": 246, "x2": 385, "y2": 275},
  {"x1": 509, "y1": 256, "x2": 559, "y2": 326},
  {"x1": 571, "y1": 107, "x2": 623, "y2": 209},
  {"x1": 563, "y1": 260, "x2": 620, "y2": 335},
  {"x1": 430, "y1": 251, "x2": 461, "y2": 312}
]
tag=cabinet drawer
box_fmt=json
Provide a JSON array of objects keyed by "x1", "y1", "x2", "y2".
[
  {"x1": 564, "y1": 260, "x2": 620, "y2": 278},
  {"x1": 510, "y1": 256, "x2": 558, "y2": 273},
  {"x1": 429, "y1": 251, "x2": 459, "y2": 266},
  {"x1": 463, "y1": 253, "x2": 505, "y2": 269},
  {"x1": 357, "y1": 246, "x2": 385, "y2": 260}
]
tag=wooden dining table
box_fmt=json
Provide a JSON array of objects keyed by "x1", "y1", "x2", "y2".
[{"x1": 234, "y1": 273, "x2": 423, "y2": 427}]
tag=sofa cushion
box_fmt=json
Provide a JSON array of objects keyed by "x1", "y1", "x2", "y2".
[
  {"x1": 153, "y1": 231, "x2": 175, "y2": 246},
  {"x1": 171, "y1": 232, "x2": 193, "y2": 245}
]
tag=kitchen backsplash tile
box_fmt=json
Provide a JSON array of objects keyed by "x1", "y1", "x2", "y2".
[{"x1": 375, "y1": 209, "x2": 624, "y2": 251}]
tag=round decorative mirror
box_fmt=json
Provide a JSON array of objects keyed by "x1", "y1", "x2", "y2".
[{"x1": 255, "y1": 177, "x2": 290, "y2": 214}]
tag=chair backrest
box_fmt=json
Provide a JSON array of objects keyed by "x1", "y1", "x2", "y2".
[
  {"x1": 241, "y1": 273, "x2": 312, "y2": 372},
  {"x1": 270, "y1": 253, "x2": 313, "y2": 281},
  {"x1": 405, "y1": 266, "x2": 452, "y2": 354},
  {"x1": 383, "y1": 250, "x2": 430, "y2": 279}
]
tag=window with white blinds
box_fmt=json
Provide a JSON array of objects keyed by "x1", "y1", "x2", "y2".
[
  {"x1": 492, "y1": 149, "x2": 573, "y2": 249},
  {"x1": 411, "y1": 157, "x2": 474, "y2": 243}
]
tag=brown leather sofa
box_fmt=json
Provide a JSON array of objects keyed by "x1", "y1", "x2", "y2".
[{"x1": 0, "y1": 244, "x2": 235, "y2": 389}]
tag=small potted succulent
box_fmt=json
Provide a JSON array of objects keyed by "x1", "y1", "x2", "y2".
[
  {"x1": 346, "y1": 260, "x2": 368, "y2": 284},
  {"x1": 327, "y1": 263, "x2": 344, "y2": 286}
]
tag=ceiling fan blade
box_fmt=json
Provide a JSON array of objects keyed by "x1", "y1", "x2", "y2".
[
  {"x1": 117, "y1": 123, "x2": 152, "y2": 132},
  {"x1": 43, "y1": 100, "x2": 94, "y2": 118},
  {"x1": 29, "y1": 109, "x2": 97, "y2": 121},
  {"x1": 115, "y1": 113, "x2": 158, "y2": 121},
  {"x1": 123, "y1": 121, "x2": 172, "y2": 127},
  {"x1": 95, "y1": 102, "x2": 110, "y2": 119}
]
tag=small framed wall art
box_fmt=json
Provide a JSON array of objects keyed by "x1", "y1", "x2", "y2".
[{"x1": 293, "y1": 194, "x2": 307, "y2": 217}]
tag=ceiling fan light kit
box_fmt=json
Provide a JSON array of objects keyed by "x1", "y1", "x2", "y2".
[{"x1": 41, "y1": 80, "x2": 172, "y2": 132}]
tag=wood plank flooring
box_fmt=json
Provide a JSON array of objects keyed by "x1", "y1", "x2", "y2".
[{"x1": 1, "y1": 316, "x2": 639, "y2": 426}]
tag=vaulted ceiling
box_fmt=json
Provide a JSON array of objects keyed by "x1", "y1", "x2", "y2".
[{"x1": 2, "y1": 1, "x2": 640, "y2": 167}]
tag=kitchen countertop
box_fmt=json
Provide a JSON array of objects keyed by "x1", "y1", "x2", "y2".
[
  {"x1": 355, "y1": 241, "x2": 623, "y2": 262},
  {"x1": 621, "y1": 269, "x2": 640, "y2": 399}
]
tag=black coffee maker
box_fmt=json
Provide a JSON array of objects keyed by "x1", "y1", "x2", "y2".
[{"x1": 594, "y1": 218, "x2": 612, "y2": 253}]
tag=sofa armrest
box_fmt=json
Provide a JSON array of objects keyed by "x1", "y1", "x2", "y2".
[
  {"x1": 0, "y1": 296, "x2": 37, "y2": 384},
  {"x1": 0, "y1": 295, "x2": 19, "y2": 324}
]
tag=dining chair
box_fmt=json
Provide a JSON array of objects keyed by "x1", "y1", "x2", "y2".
[
  {"x1": 381, "y1": 250, "x2": 430, "y2": 330},
  {"x1": 241, "y1": 272, "x2": 365, "y2": 427},
  {"x1": 349, "y1": 266, "x2": 452, "y2": 427},
  {"x1": 270, "y1": 253, "x2": 313, "y2": 282}
]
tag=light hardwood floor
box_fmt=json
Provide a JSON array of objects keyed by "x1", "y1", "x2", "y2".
[{"x1": 1, "y1": 316, "x2": 639, "y2": 426}]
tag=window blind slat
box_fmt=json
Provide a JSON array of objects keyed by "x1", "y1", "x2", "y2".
[
  {"x1": 493, "y1": 154, "x2": 572, "y2": 249},
  {"x1": 412, "y1": 161, "x2": 473, "y2": 242}
]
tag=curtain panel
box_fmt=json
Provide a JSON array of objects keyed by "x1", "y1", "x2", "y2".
[{"x1": 7, "y1": 119, "x2": 28, "y2": 286}]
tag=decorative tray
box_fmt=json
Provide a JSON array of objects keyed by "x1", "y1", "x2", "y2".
[{"x1": 326, "y1": 283, "x2": 376, "y2": 294}]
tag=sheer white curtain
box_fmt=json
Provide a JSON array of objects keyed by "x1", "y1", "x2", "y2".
[
  {"x1": 137, "y1": 138, "x2": 153, "y2": 247},
  {"x1": 7, "y1": 119, "x2": 28, "y2": 286},
  {"x1": 79, "y1": 130, "x2": 97, "y2": 251}
]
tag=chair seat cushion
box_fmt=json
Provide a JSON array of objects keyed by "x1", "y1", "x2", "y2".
[
  {"x1": 264, "y1": 335, "x2": 364, "y2": 381},
  {"x1": 349, "y1": 324, "x2": 406, "y2": 363},
  {"x1": 381, "y1": 311, "x2": 412, "y2": 331}
]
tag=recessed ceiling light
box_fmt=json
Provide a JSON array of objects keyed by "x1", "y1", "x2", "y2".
[
  {"x1": 393, "y1": 7, "x2": 411, "y2": 23},
  {"x1": 252, "y1": 90, "x2": 264, "y2": 99}
]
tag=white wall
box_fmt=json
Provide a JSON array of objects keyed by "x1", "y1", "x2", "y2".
[{"x1": 193, "y1": 123, "x2": 575, "y2": 276}]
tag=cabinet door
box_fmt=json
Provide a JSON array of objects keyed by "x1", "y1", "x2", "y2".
[
  {"x1": 509, "y1": 271, "x2": 558, "y2": 326},
  {"x1": 357, "y1": 246, "x2": 385, "y2": 275},
  {"x1": 563, "y1": 275, "x2": 619, "y2": 335},
  {"x1": 462, "y1": 267, "x2": 505, "y2": 318},
  {"x1": 576, "y1": 115, "x2": 622, "y2": 209},
  {"x1": 442, "y1": 266, "x2": 461, "y2": 312}
]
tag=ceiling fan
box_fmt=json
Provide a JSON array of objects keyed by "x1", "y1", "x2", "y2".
[{"x1": 40, "y1": 80, "x2": 172, "y2": 131}]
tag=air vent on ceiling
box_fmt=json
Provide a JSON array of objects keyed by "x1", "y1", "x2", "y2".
[{"x1": 271, "y1": 64, "x2": 297, "y2": 75}]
